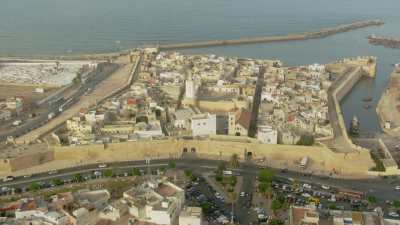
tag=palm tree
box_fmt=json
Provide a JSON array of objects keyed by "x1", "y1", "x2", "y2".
[
  {"x1": 228, "y1": 191, "x2": 237, "y2": 224},
  {"x1": 229, "y1": 153, "x2": 240, "y2": 169},
  {"x1": 259, "y1": 181, "x2": 272, "y2": 199}
]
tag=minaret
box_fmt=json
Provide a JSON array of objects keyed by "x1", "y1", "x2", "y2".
[{"x1": 185, "y1": 72, "x2": 195, "y2": 99}]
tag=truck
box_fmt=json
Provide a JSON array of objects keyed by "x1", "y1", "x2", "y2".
[
  {"x1": 48, "y1": 112, "x2": 55, "y2": 120},
  {"x1": 300, "y1": 156, "x2": 308, "y2": 169}
]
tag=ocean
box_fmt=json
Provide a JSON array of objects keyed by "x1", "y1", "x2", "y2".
[{"x1": 1, "y1": 0, "x2": 400, "y2": 132}]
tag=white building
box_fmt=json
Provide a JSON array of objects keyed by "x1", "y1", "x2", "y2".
[
  {"x1": 191, "y1": 113, "x2": 217, "y2": 136},
  {"x1": 185, "y1": 73, "x2": 199, "y2": 100},
  {"x1": 66, "y1": 117, "x2": 93, "y2": 134},
  {"x1": 84, "y1": 111, "x2": 105, "y2": 124},
  {"x1": 179, "y1": 207, "x2": 203, "y2": 225},
  {"x1": 123, "y1": 179, "x2": 185, "y2": 225},
  {"x1": 16, "y1": 210, "x2": 69, "y2": 225},
  {"x1": 257, "y1": 126, "x2": 278, "y2": 144},
  {"x1": 173, "y1": 108, "x2": 195, "y2": 130}
]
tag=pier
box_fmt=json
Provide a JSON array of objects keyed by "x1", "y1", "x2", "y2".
[
  {"x1": 368, "y1": 35, "x2": 400, "y2": 49},
  {"x1": 154, "y1": 20, "x2": 384, "y2": 50}
]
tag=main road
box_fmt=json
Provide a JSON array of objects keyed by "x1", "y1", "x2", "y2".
[{"x1": 1, "y1": 158, "x2": 399, "y2": 204}]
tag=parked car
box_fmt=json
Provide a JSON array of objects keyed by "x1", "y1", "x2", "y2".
[
  {"x1": 48, "y1": 170, "x2": 58, "y2": 175},
  {"x1": 321, "y1": 185, "x2": 330, "y2": 190},
  {"x1": 3, "y1": 176, "x2": 15, "y2": 182},
  {"x1": 98, "y1": 164, "x2": 107, "y2": 168}
]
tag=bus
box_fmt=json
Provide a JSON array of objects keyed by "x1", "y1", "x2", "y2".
[{"x1": 338, "y1": 189, "x2": 364, "y2": 200}]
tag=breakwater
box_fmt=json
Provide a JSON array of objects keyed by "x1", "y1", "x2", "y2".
[
  {"x1": 155, "y1": 20, "x2": 383, "y2": 50},
  {"x1": 368, "y1": 35, "x2": 400, "y2": 49}
]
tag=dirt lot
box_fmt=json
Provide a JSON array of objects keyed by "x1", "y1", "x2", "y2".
[{"x1": 0, "y1": 83, "x2": 59, "y2": 102}]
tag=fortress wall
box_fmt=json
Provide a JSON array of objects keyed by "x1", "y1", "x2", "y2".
[
  {"x1": 52, "y1": 139, "x2": 374, "y2": 177},
  {"x1": 8, "y1": 151, "x2": 54, "y2": 172}
]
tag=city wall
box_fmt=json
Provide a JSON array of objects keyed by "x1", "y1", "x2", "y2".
[
  {"x1": 0, "y1": 138, "x2": 374, "y2": 178},
  {"x1": 0, "y1": 150, "x2": 54, "y2": 173}
]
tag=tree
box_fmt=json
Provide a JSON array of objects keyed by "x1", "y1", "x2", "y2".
[
  {"x1": 104, "y1": 169, "x2": 114, "y2": 178},
  {"x1": 268, "y1": 219, "x2": 284, "y2": 225},
  {"x1": 29, "y1": 182, "x2": 41, "y2": 192},
  {"x1": 394, "y1": 200, "x2": 400, "y2": 208},
  {"x1": 258, "y1": 169, "x2": 275, "y2": 183},
  {"x1": 74, "y1": 173, "x2": 84, "y2": 182},
  {"x1": 271, "y1": 199, "x2": 283, "y2": 215},
  {"x1": 229, "y1": 153, "x2": 240, "y2": 168},
  {"x1": 329, "y1": 203, "x2": 338, "y2": 210},
  {"x1": 184, "y1": 169, "x2": 193, "y2": 178},
  {"x1": 217, "y1": 161, "x2": 226, "y2": 173},
  {"x1": 51, "y1": 179, "x2": 64, "y2": 186},
  {"x1": 168, "y1": 160, "x2": 176, "y2": 169},
  {"x1": 133, "y1": 168, "x2": 141, "y2": 176},
  {"x1": 258, "y1": 182, "x2": 272, "y2": 198},
  {"x1": 296, "y1": 135, "x2": 315, "y2": 146},
  {"x1": 229, "y1": 176, "x2": 237, "y2": 187},
  {"x1": 368, "y1": 196, "x2": 377, "y2": 204},
  {"x1": 159, "y1": 166, "x2": 167, "y2": 173},
  {"x1": 215, "y1": 174, "x2": 223, "y2": 182}
]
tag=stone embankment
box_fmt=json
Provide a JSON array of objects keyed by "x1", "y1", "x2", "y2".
[
  {"x1": 368, "y1": 35, "x2": 400, "y2": 49},
  {"x1": 327, "y1": 58, "x2": 377, "y2": 153},
  {"x1": 155, "y1": 20, "x2": 383, "y2": 50},
  {"x1": 376, "y1": 68, "x2": 400, "y2": 136}
]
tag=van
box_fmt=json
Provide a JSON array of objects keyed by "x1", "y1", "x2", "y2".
[{"x1": 223, "y1": 170, "x2": 233, "y2": 176}]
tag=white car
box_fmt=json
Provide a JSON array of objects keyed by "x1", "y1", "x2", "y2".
[
  {"x1": 303, "y1": 183, "x2": 312, "y2": 189},
  {"x1": 3, "y1": 176, "x2": 15, "y2": 182},
  {"x1": 388, "y1": 212, "x2": 400, "y2": 218},
  {"x1": 301, "y1": 193, "x2": 311, "y2": 198},
  {"x1": 395, "y1": 186, "x2": 400, "y2": 190},
  {"x1": 98, "y1": 164, "x2": 107, "y2": 168},
  {"x1": 48, "y1": 170, "x2": 58, "y2": 175},
  {"x1": 321, "y1": 185, "x2": 330, "y2": 190},
  {"x1": 240, "y1": 192, "x2": 246, "y2": 197}
]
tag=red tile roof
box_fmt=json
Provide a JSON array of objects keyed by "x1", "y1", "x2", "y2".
[{"x1": 236, "y1": 109, "x2": 252, "y2": 130}]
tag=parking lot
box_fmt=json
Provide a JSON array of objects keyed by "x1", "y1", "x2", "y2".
[{"x1": 271, "y1": 177, "x2": 400, "y2": 219}]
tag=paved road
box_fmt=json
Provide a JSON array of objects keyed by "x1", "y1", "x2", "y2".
[
  {"x1": 235, "y1": 163, "x2": 257, "y2": 225},
  {"x1": 1, "y1": 159, "x2": 399, "y2": 203}
]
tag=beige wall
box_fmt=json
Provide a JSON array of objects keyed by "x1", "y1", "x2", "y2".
[
  {"x1": 197, "y1": 100, "x2": 249, "y2": 112},
  {"x1": 51, "y1": 139, "x2": 375, "y2": 177}
]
